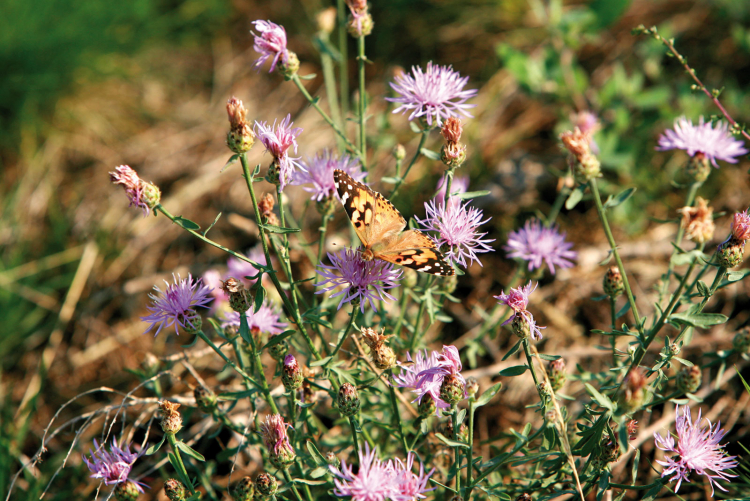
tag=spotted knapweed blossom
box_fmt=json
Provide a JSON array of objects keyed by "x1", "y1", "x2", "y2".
[
  {"x1": 504, "y1": 219, "x2": 577, "y2": 274},
  {"x1": 109, "y1": 165, "x2": 161, "y2": 216},
  {"x1": 386, "y1": 62, "x2": 478, "y2": 126},
  {"x1": 83, "y1": 439, "x2": 147, "y2": 492},
  {"x1": 330, "y1": 444, "x2": 395, "y2": 501},
  {"x1": 415, "y1": 199, "x2": 494, "y2": 268},
  {"x1": 259, "y1": 414, "x2": 296, "y2": 468},
  {"x1": 221, "y1": 301, "x2": 287, "y2": 335},
  {"x1": 731, "y1": 209, "x2": 750, "y2": 241},
  {"x1": 251, "y1": 20, "x2": 289, "y2": 73},
  {"x1": 494, "y1": 281, "x2": 546, "y2": 341},
  {"x1": 141, "y1": 274, "x2": 213, "y2": 336},
  {"x1": 654, "y1": 405, "x2": 738, "y2": 495},
  {"x1": 657, "y1": 116, "x2": 748, "y2": 167},
  {"x1": 415, "y1": 345, "x2": 466, "y2": 405},
  {"x1": 315, "y1": 248, "x2": 403, "y2": 313},
  {"x1": 388, "y1": 452, "x2": 435, "y2": 501},
  {"x1": 293, "y1": 150, "x2": 365, "y2": 201},
  {"x1": 435, "y1": 174, "x2": 469, "y2": 205},
  {"x1": 254, "y1": 115, "x2": 304, "y2": 191},
  {"x1": 393, "y1": 349, "x2": 449, "y2": 411}
]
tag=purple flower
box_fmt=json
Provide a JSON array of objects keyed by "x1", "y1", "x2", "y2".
[
  {"x1": 434, "y1": 174, "x2": 469, "y2": 206},
  {"x1": 731, "y1": 210, "x2": 750, "y2": 241},
  {"x1": 494, "y1": 281, "x2": 545, "y2": 341},
  {"x1": 389, "y1": 453, "x2": 435, "y2": 501},
  {"x1": 330, "y1": 444, "x2": 395, "y2": 501},
  {"x1": 393, "y1": 350, "x2": 447, "y2": 411},
  {"x1": 251, "y1": 20, "x2": 289, "y2": 73},
  {"x1": 141, "y1": 274, "x2": 213, "y2": 336},
  {"x1": 414, "y1": 345, "x2": 466, "y2": 404},
  {"x1": 315, "y1": 249, "x2": 402, "y2": 313},
  {"x1": 259, "y1": 414, "x2": 294, "y2": 457},
  {"x1": 202, "y1": 269, "x2": 228, "y2": 305},
  {"x1": 386, "y1": 62, "x2": 478, "y2": 126},
  {"x1": 415, "y1": 199, "x2": 494, "y2": 268},
  {"x1": 254, "y1": 115, "x2": 304, "y2": 191},
  {"x1": 571, "y1": 111, "x2": 601, "y2": 154},
  {"x1": 657, "y1": 116, "x2": 748, "y2": 167},
  {"x1": 221, "y1": 301, "x2": 287, "y2": 335},
  {"x1": 83, "y1": 439, "x2": 147, "y2": 492},
  {"x1": 109, "y1": 165, "x2": 149, "y2": 215},
  {"x1": 654, "y1": 405, "x2": 738, "y2": 495},
  {"x1": 504, "y1": 219, "x2": 577, "y2": 274},
  {"x1": 293, "y1": 150, "x2": 365, "y2": 201}
]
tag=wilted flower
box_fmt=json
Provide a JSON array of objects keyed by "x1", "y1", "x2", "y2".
[
  {"x1": 109, "y1": 165, "x2": 161, "y2": 216},
  {"x1": 315, "y1": 249, "x2": 403, "y2": 313},
  {"x1": 254, "y1": 115, "x2": 304, "y2": 191},
  {"x1": 293, "y1": 150, "x2": 365, "y2": 201},
  {"x1": 259, "y1": 414, "x2": 296, "y2": 469},
  {"x1": 560, "y1": 128, "x2": 601, "y2": 182},
  {"x1": 657, "y1": 116, "x2": 748, "y2": 167},
  {"x1": 654, "y1": 405, "x2": 738, "y2": 495},
  {"x1": 571, "y1": 111, "x2": 601, "y2": 154},
  {"x1": 731, "y1": 209, "x2": 750, "y2": 241},
  {"x1": 329, "y1": 444, "x2": 392, "y2": 501},
  {"x1": 494, "y1": 281, "x2": 546, "y2": 341},
  {"x1": 387, "y1": 62, "x2": 478, "y2": 126},
  {"x1": 415, "y1": 199, "x2": 494, "y2": 268},
  {"x1": 83, "y1": 439, "x2": 146, "y2": 492},
  {"x1": 504, "y1": 219, "x2": 577, "y2": 274},
  {"x1": 220, "y1": 302, "x2": 287, "y2": 335},
  {"x1": 251, "y1": 20, "x2": 289, "y2": 73},
  {"x1": 141, "y1": 274, "x2": 213, "y2": 336},
  {"x1": 677, "y1": 197, "x2": 715, "y2": 244}
]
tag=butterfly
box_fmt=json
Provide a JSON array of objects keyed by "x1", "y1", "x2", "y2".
[{"x1": 333, "y1": 169, "x2": 455, "y2": 276}]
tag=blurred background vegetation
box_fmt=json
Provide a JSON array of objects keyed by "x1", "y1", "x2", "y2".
[{"x1": 2, "y1": 0, "x2": 750, "y2": 499}]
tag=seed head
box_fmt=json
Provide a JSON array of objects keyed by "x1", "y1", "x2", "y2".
[{"x1": 159, "y1": 400, "x2": 182, "y2": 434}]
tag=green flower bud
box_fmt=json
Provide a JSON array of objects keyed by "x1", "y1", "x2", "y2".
[
  {"x1": 164, "y1": 479, "x2": 187, "y2": 501},
  {"x1": 440, "y1": 374, "x2": 465, "y2": 405},
  {"x1": 114, "y1": 481, "x2": 141, "y2": 501},
  {"x1": 717, "y1": 237, "x2": 745, "y2": 268},
  {"x1": 338, "y1": 383, "x2": 361, "y2": 417},
  {"x1": 676, "y1": 365, "x2": 702, "y2": 394}
]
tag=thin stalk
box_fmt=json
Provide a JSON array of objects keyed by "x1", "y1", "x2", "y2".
[
  {"x1": 275, "y1": 185, "x2": 304, "y2": 332},
  {"x1": 408, "y1": 277, "x2": 434, "y2": 352},
  {"x1": 319, "y1": 34, "x2": 345, "y2": 153},
  {"x1": 166, "y1": 434, "x2": 195, "y2": 495},
  {"x1": 282, "y1": 469, "x2": 305, "y2": 501},
  {"x1": 357, "y1": 35, "x2": 367, "y2": 170},
  {"x1": 337, "y1": 0, "x2": 348, "y2": 120},
  {"x1": 314, "y1": 203, "x2": 336, "y2": 298},
  {"x1": 327, "y1": 307, "x2": 358, "y2": 365},
  {"x1": 239, "y1": 315, "x2": 280, "y2": 415},
  {"x1": 443, "y1": 165, "x2": 456, "y2": 205},
  {"x1": 609, "y1": 296, "x2": 617, "y2": 365},
  {"x1": 387, "y1": 370, "x2": 409, "y2": 453},
  {"x1": 451, "y1": 404, "x2": 461, "y2": 495},
  {"x1": 390, "y1": 131, "x2": 429, "y2": 198},
  {"x1": 522, "y1": 339, "x2": 541, "y2": 388},
  {"x1": 288, "y1": 389, "x2": 298, "y2": 426},
  {"x1": 470, "y1": 426, "x2": 546, "y2": 485},
  {"x1": 348, "y1": 416, "x2": 361, "y2": 452},
  {"x1": 392, "y1": 288, "x2": 410, "y2": 338},
  {"x1": 546, "y1": 186, "x2": 570, "y2": 226},
  {"x1": 465, "y1": 402, "x2": 476, "y2": 501},
  {"x1": 195, "y1": 330, "x2": 261, "y2": 390}
]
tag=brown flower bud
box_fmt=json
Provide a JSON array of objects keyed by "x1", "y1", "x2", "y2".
[{"x1": 678, "y1": 197, "x2": 715, "y2": 244}]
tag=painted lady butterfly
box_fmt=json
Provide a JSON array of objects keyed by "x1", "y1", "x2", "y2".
[{"x1": 333, "y1": 169, "x2": 455, "y2": 276}]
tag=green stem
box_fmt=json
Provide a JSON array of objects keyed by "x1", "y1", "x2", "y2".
[
  {"x1": 327, "y1": 307, "x2": 358, "y2": 366},
  {"x1": 166, "y1": 434, "x2": 195, "y2": 494},
  {"x1": 195, "y1": 330, "x2": 261, "y2": 390},
  {"x1": 337, "y1": 0, "x2": 348, "y2": 120},
  {"x1": 470, "y1": 427, "x2": 546, "y2": 485},
  {"x1": 465, "y1": 402, "x2": 476, "y2": 501},
  {"x1": 319, "y1": 34, "x2": 345, "y2": 153},
  {"x1": 646, "y1": 391, "x2": 682, "y2": 409},
  {"x1": 288, "y1": 388, "x2": 298, "y2": 426},
  {"x1": 386, "y1": 370, "x2": 409, "y2": 453},
  {"x1": 392, "y1": 288, "x2": 410, "y2": 338},
  {"x1": 275, "y1": 185, "x2": 305, "y2": 336},
  {"x1": 609, "y1": 296, "x2": 617, "y2": 365},
  {"x1": 408, "y1": 277, "x2": 434, "y2": 352},
  {"x1": 451, "y1": 403, "x2": 461, "y2": 495},
  {"x1": 546, "y1": 186, "x2": 570, "y2": 227},
  {"x1": 239, "y1": 315, "x2": 280, "y2": 415},
  {"x1": 390, "y1": 131, "x2": 429, "y2": 198},
  {"x1": 357, "y1": 35, "x2": 367, "y2": 170},
  {"x1": 348, "y1": 416, "x2": 361, "y2": 452},
  {"x1": 282, "y1": 469, "x2": 305, "y2": 501},
  {"x1": 443, "y1": 165, "x2": 456, "y2": 205},
  {"x1": 522, "y1": 338, "x2": 541, "y2": 389},
  {"x1": 314, "y1": 204, "x2": 336, "y2": 298}
]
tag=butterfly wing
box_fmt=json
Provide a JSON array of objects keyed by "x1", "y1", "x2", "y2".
[{"x1": 375, "y1": 229, "x2": 455, "y2": 276}]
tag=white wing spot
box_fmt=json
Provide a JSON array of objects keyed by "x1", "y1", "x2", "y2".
[
  {"x1": 418, "y1": 265, "x2": 433, "y2": 272},
  {"x1": 341, "y1": 192, "x2": 350, "y2": 204}
]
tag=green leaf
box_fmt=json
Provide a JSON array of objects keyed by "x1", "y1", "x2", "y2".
[
  {"x1": 262, "y1": 329, "x2": 296, "y2": 350},
  {"x1": 502, "y1": 339, "x2": 523, "y2": 361},
  {"x1": 203, "y1": 212, "x2": 222, "y2": 237},
  {"x1": 253, "y1": 283, "x2": 266, "y2": 313},
  {"x1": 499, "y1": 365, "x2": 528, "y2": 377},
  {"x1": 615, "y1": 300, "x2": 632, "y2": 319},
  {"x1": 306, "y1": 441, "x2": 329, "y2": 467},
  {"x1": 221, "y1": 154, "x2": 239, "y2": 172},
  {"x1": 726, "y1": 270, "x2": 750, "y2": 282},
  {"x1": 294, "y1": 478, "x2": 328, "y2": 486},
  {"x1": 434, "y1": 433, "x2": 470, "y2": 448},
  {"x1": 174, "y1": 216, "x2": 200, "y2": 230},
  {"x1": 298, "y1": 73, "x2": 317, "y2": 80},
  {"x1": 696, "y1": 280, "x2": 709, "y2": 297},
  {"x1": 670, "y1": 249, "x2": 705, "y2": 266},
  {"x1": 565, "y1": 185, "x2": 585, "y2": 210},
  {"x1": 585, "y1": 383, "x2": 615, "y2": 412},
  {"x1": 640, "y1": 481, "x2": 664, "y2": 501},
  {"x1": 455, "y1": 190, "x2": 491, "y2": 200},
  {"x1": 176, "y1": 441, "x2": 205, "y2": 462},
  {"x1": 474, "y1": 382, "x2": 503, "y2": 407},
  {"x1": 409, "y1": 121, "x2": 422, "y2": 134},
  {"x1": 261, "y1": 224, "x2": 301, "y2": 234},
  {"x1": 146, "y1": 436, "x2": 165, "y2": 455},
  {"x1": 309, "y1": 467, "x2": 330, "y2": 479},
  {"x1": 420, "y1": 148, "x2": 440, "y2": 161},
  {"x1": 381, "y1": 176, "x2": 400, "y2": 184},
  {"x1": 537, "y1": 353, "x2": 561, "y2": 361},
  {"x1": 603, "y1": 187, "x2": 636, "y2": 208},
  {"x1": 181, "y1": 334, "x2": 200, "y2": 348},
  {"x1": 669, "y1": 312, "x2": 728, "y2": 328},
  {"x1": 309, "y1": 356, "x2": 333, "y2": 367}
]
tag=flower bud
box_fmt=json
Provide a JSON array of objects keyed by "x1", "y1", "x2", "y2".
[
  {"x1": 678, "y1": 197, "x2": 715, "y2": 244},
  {"x1": 316, "y1": 7, "x2": 337, "y2": 34},
  {"x1": 282, "y1": 355, "x2": 304, "y2": 391},
  {"x1": 717, "y1": 237, "x2": 745, "y2": 268},
  {"x1": 338, "y1": 383, "x2": 361, "y2": 417},
  {"x1": 682, "y1": 152, "x2": 711, "y2": 184},
  {"x1": 164, "y1": 479, "x2": 187, "y2": 501},
  {"x1": 603, "y1": 266, "x2": 624, "y2": 297},
  {"x1": 733, "y1": 326, "x2": 750, "y2": 354},
  {"x1": 548, "y1": 358, "x2": 567, "y2": 392},
  {"x1": 626, "y1": 419, "x2": 638, "y2": 441},
  {"x1": 268, "y1": 338, "x2": 289, "y2": 361},
  {"x1": 511, "y1": 314, "x2": 531, "y2": 340},
  {"x1": 231, "y1": 476, "x2": 254, "y2": 501},
  {"x1": 440, "y1": 374, "x2": 466, "y2": 405},
  {"x1": 193, "y1": 385, "x2": 218, "y2": 414},
  {"x1": 600, "y1": 436, "x2": 622, "y2": 464},
  {"x1": 255, "y1": 473, "x2": 278, "y2": 498},
  {"x1": 401, "y1": 267, "x2": 418, "y2": 288},
  {"x1": 441, "y1": 117, "x2": 463, "y2": 143},
  {"x1": 109, "y1": 165, "x2": 161, "y2": 216},
  {"x1": 302, "y1": 380, "x2": 316, "y2": 404},
  {"x1": 618, "y1": 369, "x2": 646, "y2": 413},
  {"x1": 360, "y1": 327, "x2": 396, "y2": 370},
  {"x1": 418, "y1": 394, "x2": 437, "y2": 417},
  {"x1": 465, "y1": 377, "x2": 479, "y2": 398},
  {"x1": 181, "y1": 309, "x2": 202, "y2": 335},
  {"x1": 141, "y1": 182, "x2": 162, "y2": 211},
  {"x1": 159, "y1": 400, "x2": 182, "y2": 434},
  {"x1": 731, "y1": 210, "x2": 750, "y2": 241},
  {"x1": 574, "y1": 153, "x2": 602, "y2": 183},
  {"x1": 440, "y1": 143, "x2": 467, "y2": 169},
  {"x1": 393, "y1": 144, "x2": 406, "y2": 161},
  {"x1": 114, "y1": 480, "x2": 141, "y2": 501},
  {"x1": 669, "y1": 343, "x2": 681, "y2": 356},
  {"x1": 676, "y1": 365, "x2": 701, "y2": 394},
  {"x1": 347, "y1": 11, "x2": 373, "y2": 37},
  {"x1": 326, "y1": 452, "x2": 341, "y2": 468},
  {"x1": 221, "y1": 277, "x2": 252, "y2": 313},
  {"x1": 441, "y1": 274, "x2": 458, "y2": 294},
  {"x1": 316, "y1": 195, "x2": 335, "y2": 215},
  {"x1": 265, "y1": 159, "x2": 282, "y2": 187},
  {"x1": 260, "y1": 414, "x2": 296, "y2": 469},
  {"x1": 226, "y1": 97, "x2": 255, "y2": 154},
  {"x1": 280, "y1": 51, "x2": 300, "y2": 80}
]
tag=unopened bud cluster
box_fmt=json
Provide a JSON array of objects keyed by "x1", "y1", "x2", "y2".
[
  {"x1": 603, "y1": 266, "x2": 624, "y2": 297},
  {"x1": 255, "y1": 473, "x2": 278, "y2": 498},
  {"x1": 440, "y1": 374, "x2": 466, "y2": 405},
  {"x1": 440, "y1": 117, "x2": 467, "y2": 169},
  {"x1": 418, "y1": 394, "x2": 437, "y2": 417},
  {"x1": 114, "y1": 480, "x2": 141, "y2": 501},
  {"x1": 282, "y1": 354, "x2": 304, "y2": 391},
  {"x1": 109, "y1": 165, "x2": 162, "y2": 216},
  {"x1": 719, "y1": 209, "x2": 750, "y2": 268},
  {"x1": 465, "y1": 377, "x2": 479, "y2": 398},
  {"x1": 164, "y1": 478, "x2": 187, "y2": 501},
  {"x1": 548, "y1": 358, "x2": 567, "y2": 392},
  {"x1": 360, "y1": 327, "x2": 396, "y2": 370},
  {"x1": 221, "y1": 277, "x2": 252, "y2": 313},
  {"x1": 231, "y1": 476, "x2": 254, "y2": 501},
  {"x1": 194, "y1": 385, "x2": 218, "y2": 414}
]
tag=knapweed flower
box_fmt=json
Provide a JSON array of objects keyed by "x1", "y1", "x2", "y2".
[
  {"x1": 259, "y1": 414, "x2": 296, "y2": 468},
  {"x1": 141, "y1": 274, "x2": 213, "y2": 336},
  {"x1": 731, "y1": 209, "x2": 750, "y2": 241},
  {"x1": 504, "y1": 219, "x2": 577, "y2": 274},
  {"x1": 293, "y1": 150, "x2": 365, "y2": 201},
  {"x1": 330, "y1": 444, "x2": 394, "y2": 501},
  {"x1": 434, "y1": 174, "x2": 469, "y2": 206},
  {"x1": 202, "y1": 269, "x2": 229, "y2": 306},
  {"x1": 251, "y1": 20, "x2": 289, "y2": 73},
  {"x1": 109, "y1": 165, "x2": 161, "y2": 216},
  {"x1": 315, "y1": 248, "x2": 403, "y2": 313},
  {"x1": 560, "y1": 128, "x2": 601, "y2": 182},
  {"x1": 393, "y1": 350, "x2": 448, "y2": 411},
  {"x1": 220, "y1": 301, "x2": 287, "y2": 335},
  {"x1": 494, "y1": 281, "x2": 546, "y2": 341},
  {"x1": 386, "y1": 62, "x2": 478, "y2": 126},
  {"x1": 83, "y1": 439, "x2": 147, "y2": 492},
  {"x1": 415, "y1": 199, "x2": 494, "y2": 268},
  {"x1": 657, "y1": 117, "x2": 748, "y2": 167},
  {"x1": 254, "y1": 115, "x2": 304, "y2": 191},
  {"x1": 389, "y1": 452, "x2": 435, "y2": 501},
  {"x1": 415, "y1": 345, "x2": 466, "y2": 406},
  {"x1": 654, "y1": 405, "x2": 738, "y2": 495}
]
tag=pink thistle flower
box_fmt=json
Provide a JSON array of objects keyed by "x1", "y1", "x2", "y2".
[
  {"x1": 83, "y1": 439, "x2": 147, "y2": 492},
  {"x1": 109, "y1": 165, "x2": 160, "y2": 216},
  {"x1": 293, "y1": 150, "x2": 366, "y2": 201},
  {"x1": 254, "y1": 115, "x2": 304, "y2": 191},
  {"x1": 315, "y1": 249, "x2": 403, "y2": 313},
  {"x1": 251, "y1": 20, "x2": 289, "y2": 73},
  {"x1": 494, "y1": 281, "x2": 546, "y2": 340},
  {"x1": 220, "y1": 301, "x2": 287, "y2": 335},
  {"x1": 141, "y1": 274, "x2": 213, "y2": 336},
  {"x1": 434, "y1": 174, "x2": 469, "y2": 206},
  {"x1": 259, "y1": 414, "x2": 294, "y2": 456},
  {"x1": 654, "y1": 405, "x2": 738, "y2": 495},
  {"x1": 415, "y1": 199, "x2": 494, "y2": 268},
  {"x1": 414, "y1": 345, "x2": 466, "y2": 404},
  {"x1": 386, "y1": 62, "x2": 478, "y2": 126},
  {"x1": 731, "y1": 209, "x2": 750, "y2": 241},
  {"x1": 330, "y1": 444, "x2": 396, "y2": 501},
  {"x1": 504, "y1": 219, "x2": 577, "y2": 274},
  {"x1": 657, "y1": 116, "x2": 748, "y2": 167},
  {"x1": 393, "y1": 350, "x2": 448, "y2": 412},
  {"x1": 202, "y1": 269, "x2": 228, "y2": 305},
  {"x1": 388, "y1": 452, "x2": 435, "y2": 501}
]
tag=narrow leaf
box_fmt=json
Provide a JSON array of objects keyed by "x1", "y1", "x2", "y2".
[
  {"x1": 176, "y1": 441, "x2": 206, "y2": 462},
  {"x1": 474, "y1": 382, "x2": 503, "y2": 407},
  {"x1": 435, "y1": 433, "x2": 470, "y2": 448},
  {"x1": 499, "y1": 365, "x2": 528, "y2": 377}
]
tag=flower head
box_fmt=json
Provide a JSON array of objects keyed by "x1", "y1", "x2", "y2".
[
  {"x1": 414, "y1": 345, "x2": 466, "y2": 405},
  {"x1": 415, "y1": 199, "x2": 494, "y2": 268},
  {"x1": 386, "y1": 62, "x2": 478, "y2": 126},
  {"x1": 494, "y1": 281, "x2": 545, "y2": 340},
  {"x1": 109, "y1": 165, "x2": 161, "y2": 216},
  {"x1": 220, "y1": 301, "x2": 287, "y2": 335},
  {"x1": 141, "y1": 274, "x2": 213, "y2": 336},
  {"x1": 315, "y1": 249, "x2": 403, "y2": 313},
  {"x1": 330, "y1": 444, "x2": 394, "y2": 501},
  {"x1": 393, "y1": 346, "x2": 464, "y2": 412},
  {"x1": 389, "y1": 452, "x2": 435, "y2": 501},
  {"x1": 251, "y1": 20, "x2": 289, "y2": 73},
  {"x1": 504, "y1": 219, "x2": 577, "y2": 274},
  {"x1": 293, "y1": 150, "x2": 365, "y2": 201},
  {"x1": 654, "y1": 405, "x2": 738, "y2": 495},
  {"x1": 657, "y1": 117, "x2": 748, "y2": 167},
  {"x1": 259, "y1": 414, "x2": 296, "y2": 468},
  {"x1": 254, "y1": 115, "x2": 304, "y2": 191},
  {"x1": 731, "y1": 209, "x2": 750, "y2": 241},
  {"x1": 83, "y1": 439, "x2": 146, "y2": 492}
]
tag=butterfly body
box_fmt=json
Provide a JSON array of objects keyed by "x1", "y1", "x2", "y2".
[{"x1": 333, "y1": 169, "x2": 455, "y2": 276}]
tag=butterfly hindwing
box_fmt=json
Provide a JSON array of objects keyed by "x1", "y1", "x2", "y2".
[{"x1": 376, "y1": 230, "x2": 455, "y2": 276}]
